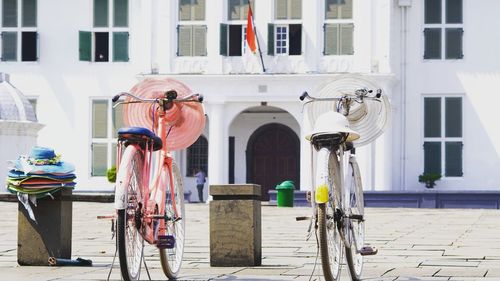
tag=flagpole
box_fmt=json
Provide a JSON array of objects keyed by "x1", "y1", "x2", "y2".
[
  {"x1": 248, "y1": 0, "x2": 266, "y2": 73},
  {"x1": 253, "y1": 26, "x2": 266, "y2": 73}
]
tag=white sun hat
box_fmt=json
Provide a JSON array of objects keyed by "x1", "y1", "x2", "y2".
[{"x1": 307, "y1": 75, "x2": 391, "y2": 147}]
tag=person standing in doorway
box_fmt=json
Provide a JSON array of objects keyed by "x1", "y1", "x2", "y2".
[{"x1": 195, "y1": 169, "x2": 206, "y2": 203}]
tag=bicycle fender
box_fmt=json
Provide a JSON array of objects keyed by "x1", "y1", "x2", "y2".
[
  {"x1": 315, "y1": 184, "x2": 329, "y2": 204},
  {"x1": 114, "y1": 146, "x2": 138, "y2": 210}
]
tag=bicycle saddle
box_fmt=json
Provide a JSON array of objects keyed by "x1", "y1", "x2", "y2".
[{"x1": 118, "y1": 127, "x2": 163, "y2": 151}]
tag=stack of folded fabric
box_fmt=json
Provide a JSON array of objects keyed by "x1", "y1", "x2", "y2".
[{"x1": 6, "y1": 146, "x2": 76, "y2": 198}]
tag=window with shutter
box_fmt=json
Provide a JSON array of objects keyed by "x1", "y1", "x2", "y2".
[
  {"x1": 423, "y1": 96, "x2": 463, "y2": 177},
  {"x1": 91, "y1": 99, "x2": 123, "y2": 177},
  {"x1": 1, "y1": 0, "x2": 39, "y2": 61},
  {"x1": 424, "y1": 0, "x2": 463, "y2": 60},
  {"x1": 324, "y1": 0, "x2": 353, "y2": 56},
  {"x1": 81, "y1": 0, "x2": 128, "y2": 62}
]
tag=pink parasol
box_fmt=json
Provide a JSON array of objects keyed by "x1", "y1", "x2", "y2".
[{"x1": 123, "y1": 78, "x2": 206, "y2": 151}]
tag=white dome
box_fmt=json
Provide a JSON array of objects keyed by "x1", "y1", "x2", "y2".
[{"x1": 0, "y1": 73, "x2": 37, "y2": 122}]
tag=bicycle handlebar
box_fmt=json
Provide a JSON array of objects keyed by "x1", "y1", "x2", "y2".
[
  {"x1": 300, "y1": 88, "x2": 382, "y2": 103},
  {"x1": 112, "y1": 91, "x2": 203, "y2": 108}
]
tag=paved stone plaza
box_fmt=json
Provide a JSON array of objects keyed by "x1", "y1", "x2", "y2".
[{"x1": 0, "y1": 201, "x2": 499, "y2": 280}]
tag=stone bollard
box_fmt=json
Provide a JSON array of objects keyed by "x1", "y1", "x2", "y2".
[
  {"x1": 17, "y1": 189, "x2": 73, "y2": 265},
  {"x1": 209, "y1": 184, "x2": 261, "y2": 266}
]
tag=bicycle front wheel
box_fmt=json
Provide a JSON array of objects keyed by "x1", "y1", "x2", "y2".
[
  {"x1": 159, "y1": 161, "x2": 185, "y2": 279},
  {"x1": 116, "y1": 145, "x2": 145, "y2": 281},
  {"x1": 317, "y1": 149, "x2": 343, "y2": 281},
  {"x1": 344, "y1": 157, "x2": 365, "y2": 281}
]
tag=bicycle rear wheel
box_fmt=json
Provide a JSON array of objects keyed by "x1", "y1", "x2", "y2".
[
  {"x1": 317, "y1": 149, "x2": 343, "y2": 281},
  {"x1": 116, "y1": 145, "x2": 145, "y2": 281},
  {"x1": 159, "y1": 161, "x2": 185, "y2": 279},
  {"x1": 344, "y1": 157, "x2": 365, "y2": 281}
]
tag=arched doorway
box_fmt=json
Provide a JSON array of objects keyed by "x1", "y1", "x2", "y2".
[{"x1": 246, "y1": 123, "x2": 300, "y2": 200}]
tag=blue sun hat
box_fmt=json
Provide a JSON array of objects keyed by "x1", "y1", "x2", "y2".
[{"x1": 14, "y1": 146, "x2": 75, "y2": 175}]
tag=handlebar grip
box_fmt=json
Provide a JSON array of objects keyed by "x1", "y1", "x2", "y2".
[
  {"x1": 112, "y1": 95, "x2": 120, "y2": 103},
  {"x1": 299, "y1": 91, "x2": 308, "y2": 101}
]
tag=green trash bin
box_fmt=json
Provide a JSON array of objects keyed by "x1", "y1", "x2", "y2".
[{"x1": 276, "y1": 180, "x2": 295, "y2": 207}]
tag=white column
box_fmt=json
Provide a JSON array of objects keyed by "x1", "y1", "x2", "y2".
[{"x1": 208, "y1": 103, "x2": 226, "y2": 186}]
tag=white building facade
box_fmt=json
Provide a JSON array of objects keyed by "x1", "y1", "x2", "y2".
[{"x1": 0, "y1": 0, "x2": 498, "y2": 199}]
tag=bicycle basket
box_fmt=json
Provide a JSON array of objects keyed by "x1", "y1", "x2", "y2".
[
  {"x1": 123, "y1": 78, "x2": 206, "y2": 151},
  {"x1": 307, "y1": 74, "x2": 391, "y2": 147}
]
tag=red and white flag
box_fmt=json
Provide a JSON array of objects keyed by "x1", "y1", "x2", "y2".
[{"x1": 246, "y1": 4, "x2": 257, "y2": 54}]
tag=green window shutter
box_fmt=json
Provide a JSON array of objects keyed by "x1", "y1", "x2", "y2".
[
  {"x1": 340, "y1": 23, "x2": 353, "y2": 55},
  {"x1": 79, "y1": 31, "x2": 92, "y2": 61},
  {"x1": 193, "y1": 0, "x2": 205, "y2": 20},
  {"x1": 94, "y1": 0, "x2": 109, "y2": 27},
  {"x1": 178, "y1": 25, "x2": 192, "y2": 56},
  {"x1": 2, "y1": 32, "x2": 17, "y2": 61},
  {"x1": 92, "y1": 100, "x2": 108, "y2": 138},
  {"x1": 290, "y1": 0, "x2": 302, "y2": 19},
  {"x1": 220, "y1": 23, "x2": 228, "y2": 56},
  {"x1": 424, "y1": 28, "x2": 441, "y2": 59},
  {"x1": 424, "y1": 142, "x2": 441, "y2": 174},
  {"x1": 21, "y1": 31, "x2": 37, "y2": 61},
  {"x1": 113, "y1": 32, "x2": 129, "y2": 62},
  {"x1": 113, "y1": 0, "x2": 128, "y2": 27},
  {"x1": 445, "y1": 141, "x2": 463, "y2": 177},
  {"x1": 193, "y1": 25, "x2": 207, "y2": 56},
  {"x1": 445, "y1": 28, "x2": 463, "y2": 59},
  {"x1": 2, "y1": 0, "x2": 17, "y2": 27},
  {"x1": 445, "y1": 97, "x2": 462, "y2": 137},
  {"x1": 179, "y1": 0, "x2": 191, "y2": 21},
  {"x1": 91, "y1": 143, "x2": 107, "y2": 176},
  {"x1": 324, "y1": 23, "x2": 338, "y2": 55},
  {"x1": 425, "y1": 0, "x2": 441, "y2": 24},
  {"x1": 275, "y1": 0, "x2": 287, "y2": 19},
  {"x1": 446, "y1": 0, "x2": 462, "y2": 23},
  {"x1": 424, "y1": 97, "x2": 441, "y2": 138},
  {"x1": 268, "y1": 23, "x2": 275, "y2": 56},
  {"x1": 22, "y1": 0, "x2": 37, "y2": 27},
  {"x1": 341, "y1": 0, "x2": 353, "y2": 19}
]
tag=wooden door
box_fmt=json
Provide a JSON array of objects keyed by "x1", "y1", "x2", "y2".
[{"x1": 247, "y1": 123, "x2": 300, "y2": 200}]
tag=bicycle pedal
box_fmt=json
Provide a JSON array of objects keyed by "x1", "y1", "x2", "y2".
[
  {"x1": 359, "y1": 246, "x2": 378, "y2": 256},
  {"x1": 157, "y1": 235, "x2": 175, "y2": 249},
  {"x1": 296, "y1": 216, "x2": 312, "y2": 221}
]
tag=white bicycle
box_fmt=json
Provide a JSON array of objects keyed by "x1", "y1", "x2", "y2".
[{"x1": 299, "y1": 87, "x2": 389, "y2": 281}]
